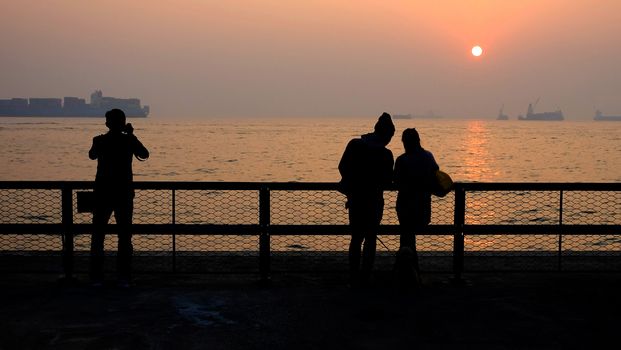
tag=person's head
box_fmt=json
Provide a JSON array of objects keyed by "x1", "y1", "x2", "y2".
[
  {"x1": 402, "y1": 128, "x2": 421, "y2": 153},
  {"x1": 374, "y1": 112, "x2": 395, "y2": 146},
  {"x1": 105, "y1": 109, "x2": 126, "y2": 132}
]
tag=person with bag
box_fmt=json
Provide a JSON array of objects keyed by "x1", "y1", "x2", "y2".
[
  {"x1": 338, "y1": 112, "x2": 395, "y2": 286},
  {"x1": 89, "y1": 108, "x2": 149, "y2": 287},
  {"x1": 393, "y1": 128, "x2": 439, "y2": 275}
]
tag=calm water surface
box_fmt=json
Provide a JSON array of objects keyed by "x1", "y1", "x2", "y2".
[{"x1": 1, "y1": 117, "x2": 620, "y2": 183}]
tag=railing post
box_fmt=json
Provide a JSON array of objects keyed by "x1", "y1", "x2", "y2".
[
  {"x1": 61, "y1": 185, "x2": 74, "y2": 280},
  {"x1": 558, "y1": 190, "x2": 564, "y2": 271},
  {"x1": 172, "y1": 189, "x2": 177, "y2": 273},
  {"x1": 452, "y1": 185, "x2": 466, "y2": 282},
  {"x1": 259, "y1": 186, "x2": 271, "y2": 282}
]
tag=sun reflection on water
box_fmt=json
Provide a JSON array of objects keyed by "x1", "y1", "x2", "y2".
[{"x1": 461, "y1": 121, "x2": 495, "y2": 182}]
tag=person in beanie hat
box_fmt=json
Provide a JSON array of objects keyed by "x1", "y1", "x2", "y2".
[{"x1": 338, "y1": 112, "x2": 395, "y2": 286}]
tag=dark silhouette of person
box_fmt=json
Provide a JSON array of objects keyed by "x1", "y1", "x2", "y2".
[
  {"x1": 89, "y1": 109, "x2": 149, "y2": 286},
  {"x1": 394, "y1": 128, "x2": 438, "y2": 273},
  {"x1": 339, "y1": 113, "x2": 395, "y2": 285}
]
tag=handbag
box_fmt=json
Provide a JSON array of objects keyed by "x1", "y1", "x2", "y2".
[
  {"x1": 432, "y1": 170, "x2": 454, "y2": 197},
  {"x1": 76, "y1": 191, "x2": 95, "y2": 213}
]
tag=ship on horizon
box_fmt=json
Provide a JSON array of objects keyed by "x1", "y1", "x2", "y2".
[
  {"x1": 0, "y1": 90, "x2": 149, "y2": 117},
  {"x1": 517, "y1": 98, "x2": 563, "y2": 121},
  {"x1": 393, "y1": 111, "x2": 442, "y2": 120},
  {"x1": 594, "y1": 110, "x2": 621, "y2": 121},
  {"x1": 497, "y1": 105, "x2": 509, "y2": 120}
]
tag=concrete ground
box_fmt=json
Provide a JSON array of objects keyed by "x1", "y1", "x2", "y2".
[{"x1": 0, "y1": 271, "x2": 619, "y2": 349}]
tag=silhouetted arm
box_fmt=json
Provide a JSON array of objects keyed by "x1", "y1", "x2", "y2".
[
  {"x1": 430, "y1": 153, "x2": 439, "y2": 171},
  {"x1": 393, "y1": 156, "x2": 404, "y2": 188},
  {"x1": 132, "y1": 136, "x2": 149, "y2": 160},
  {"x1": 338, "y1": 140, "x2": 356, "y2": 179},
  {"x1": 88, "y1": 137, "x2": 99, "y2": 160},
  {"x1": 381, "y1": 150, "x2": 394, "y2": 188}
]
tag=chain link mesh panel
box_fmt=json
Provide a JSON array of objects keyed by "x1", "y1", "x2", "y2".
[
  {"x1": 176, "y1": 190, "x2": 258, "y2": 225},
  {"x1": 563, "y1": 191, "x2": 620, "y2": 225},
  {"x1": 269, "y1": 190, "x2": 454, "y2": 272},
  {"x1": 463, "y1": 191, "x2": 560, "y2": 271},
  {"x1": 271, "y1": 190, "x2": 347, "y2": 225},
  {"x1": 465, "y1": 191, "x2": 561, "y2": 225},
  {"x1": 0, "y1": 189, "x2": 61, "y2": 224},
  {"x1": 175, "y1": 234, "x2": 259, "y2": 273},
  {"x1": 561, "y1": 191, "x2": 621, "y2": 270},
  {"x1": 1, "y1": 185, "x2": 620, "y2": 273},
  {"x1": 173, "y1": 190, "x2": 260, "y2": 272},
  {"x1": 0, "y1": 189, "x2": 62, "y2": 268}
]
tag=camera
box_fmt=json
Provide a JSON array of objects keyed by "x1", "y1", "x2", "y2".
[{"x1": 124, "y1": 123, "x2": 134, "y2": 135}]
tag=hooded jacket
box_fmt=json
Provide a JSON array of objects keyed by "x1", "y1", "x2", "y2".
[{"x1": 338, "y1": 132, "x2": 394, "y2": 198}]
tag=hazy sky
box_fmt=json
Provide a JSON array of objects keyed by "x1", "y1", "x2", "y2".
[{"x1": 1, "y1": 0, "x2": 620, "y2": 118}]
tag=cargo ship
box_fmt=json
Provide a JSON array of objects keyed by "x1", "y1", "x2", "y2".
[
  {"x1": 594, "y1": 110, "x2": 621, "y2": 121},
  {"x1": 517, "y1": 98, "x2": 563, "y2": 121},
  {"x1": 391, "y1": 111, "x2": 444, "y2": 120},
  {"x1": 0, "y1": 90, "x2": 149, "y2": 117}
]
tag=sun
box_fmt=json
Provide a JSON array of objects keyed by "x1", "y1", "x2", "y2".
[{"x1": 471, "y1": 45, "x2": 483, "y2": 57}]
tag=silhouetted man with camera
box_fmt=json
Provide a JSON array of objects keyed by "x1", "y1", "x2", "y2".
[
  {"x1": 89, "y1": 108, "x2": 149, "y2": 286},
  {"x1": 339, "y1": 112, "x2": 395, "y2": 285}
]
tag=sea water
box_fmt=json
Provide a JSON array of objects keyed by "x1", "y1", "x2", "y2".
[
  {"x1": 1, "y1": 117, "x2": 620, "y2": 182},
  {"x1": 1, "y1": 117, "x2": 620, "y2": 253}
]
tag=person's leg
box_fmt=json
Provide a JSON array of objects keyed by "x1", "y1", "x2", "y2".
[
  {"x1": 413, "y1": 197, "x2": 432, "y2": 273},
  {"x1": 349, "y1": 232, "x2": 364, "y2": 282},
  {"x1": 397, "y1": 211, "x2": 415, "y2": 250},
  {"x1": 348, "y1": 200, "x2": 365, "y2": 284},
  {"x1": 360, "y1": 231, "x2": 376, "y2": 283},
  {"x1": 360, "y1": 198, "x2": 383, "y2": 283},
  {"x1": 410, "y1": 227, "x2": 420, "y2": 273},
  {"x1": 114, "y1": 195, "x2": 134, "y2": 283},
  {"x1": 91, "y1": 204, "x2": 112, "y2": 283},
  {"x1": 397, "y1": 199, "x2": 426, "y2": 272}
]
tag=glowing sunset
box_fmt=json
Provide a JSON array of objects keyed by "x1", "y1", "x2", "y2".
[
  {"x1": 0, "y1": 1, "x2": 620, "y2": 348},
  {"x1": 471, "y1": 45, "x2": 483, "y2": 57},
  {"x1": 2, "y1": 1, "x2": 621, "y2": 118}
]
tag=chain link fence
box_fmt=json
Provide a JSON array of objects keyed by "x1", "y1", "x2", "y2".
[{"x1": 1, "y1": 182, "x2": 620, "y2": 275}]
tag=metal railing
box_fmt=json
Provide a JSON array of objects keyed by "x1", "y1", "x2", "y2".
[{"x1": 1, "y1": 181, "x2": 620, "y2": 279}]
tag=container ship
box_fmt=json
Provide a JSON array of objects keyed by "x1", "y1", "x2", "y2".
[
  {"x1": 393, "y1": 111, "x2": 442, "y2": 120},
  {"x1": 594, "y1": 110, "x2": 621, "y2": 121},
  {"x1": 0, "y1": 90, "x2": 149, "y2": 117},
  {"x1": 517, "y1": 98, "x2": 563, "y2": 121}
]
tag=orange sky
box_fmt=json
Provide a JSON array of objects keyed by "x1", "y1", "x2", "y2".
[{"x1": 1, "y1": 0, "x2": 620, "y2": 118}]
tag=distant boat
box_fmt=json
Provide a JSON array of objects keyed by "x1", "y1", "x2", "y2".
[
  {"x1": 0, "y1": 90, "x2": 149, "y2": 117},
  {"x1": 392, "y1": 111, "x2": 442, "y2": 119},
  {"x1": 517, "y1": 98, "x2": 563, "y2": 121},
  {"x1": 594, "y1": 110, "x2": 621, "y2": 121},
  {"x1": 497, "y1": 105, "x2": 509, "y2": 120},
  {"x1": 393, "y1": 114, "x2": 412, "y2": 119}
]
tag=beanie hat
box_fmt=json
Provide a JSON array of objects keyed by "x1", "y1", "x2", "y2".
[{"x1": 374, "y1": 112, "x2": 395, "y2": 136}]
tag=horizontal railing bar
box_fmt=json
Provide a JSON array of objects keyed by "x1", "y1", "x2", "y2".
[
  {"x1": 128, "y1": 224, "x2": 262, "y2": 235},
  {"x1": 2, "y1": 224, "x2": 617, "y2": 236},
  {"x1": 269, "y1": 224, "x2": 455, "y2": 235},
  {"x1": 456, "y1": 182, "x2": 621, "y2": 191},
  {"x1": 0, "y1": 224, "x2": 261, "y2": 235},
  {"x1": 1, "y1": 181, "x2": 620, "y2": 191},
  {"x1": 463, "y1": 225, "x2": 621, "y2": 235}
]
